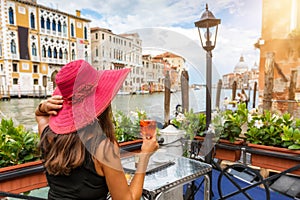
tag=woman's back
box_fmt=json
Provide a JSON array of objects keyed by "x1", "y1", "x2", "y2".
[{"x1": 42, "y1": 126, "x2": 109, "y2": 200}]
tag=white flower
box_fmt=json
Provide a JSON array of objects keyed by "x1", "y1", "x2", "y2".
[
  {"x1": 211, "y1": 111, "x2": 218, "y2": 120},
  {"x1": 176, "y1": 113, "x2": 185, "y2": 122},
  {"x1": 272, "y1": 114, "x2": 279, "y2": 122},
  {"x1": 254, "y1": 119, "x2": 264, "y2": 129},
  {"x1": 220, "y1": 116, "x2": 226, "y2": 125},
  {"x1": 130, "y1": 111, "x2": 138, "y2": 120},
  {"x1": 249, "y1": 108, "x2": 258, "y2": 115},
  {"x1": 248, "y1": 114, "x2": 253, "y2": 123},
  {"x1": 208, "y1": 124, "x2": 215, "y2": 133}
]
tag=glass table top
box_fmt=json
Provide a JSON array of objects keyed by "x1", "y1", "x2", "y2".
[{"x1": 122, "y1": 152, "x2": 212, "y2": 196}]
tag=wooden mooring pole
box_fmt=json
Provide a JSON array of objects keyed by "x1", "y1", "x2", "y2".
[
  {"x1": 232, "y1": 81, "x2": 237, "y2": 107},
  {"x1": 288, "y1": 70, "x2": 297, "y2": 115},
  {"x1": 215, "y1": 79, "x2": 222, "y2": 109},
  {"x1": 263, "y1": 52, "x2": 275, "y2": 111},
  {"x1": 164, "y1": 71, "x2": 171, "y2": 127},
  {"x1": 252, "y1": 81, "x2": 257, "y2": 108},
  {"x1": 181, "y1": 69, "x2": 189, "y2": 113}
]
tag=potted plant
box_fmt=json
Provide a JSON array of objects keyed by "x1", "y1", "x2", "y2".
[
  {"x1": 245, "y1": 111, "x2": 292, "y2": 146},
  {"x1": 113, "y1": 109, "x2": 147, "y2": 154},
  {"x1": 219, "y1": 103, "x2": 248, "y2": 142},
  {"x1": 281, "y1": 118, "x2": 300, "y2": 150},
  {"x1": 207, "y1": 104, "x2": 248, "y2": 162},
  {"x1": 170, "y1": 109, "x2": 206, "y2": 157},
  {"x1": 172, "y1": 106, "x2": 245, "y2": 162},
  {"x1": 171, "y1": 109, "x2": 206, "y2": 139},
  {"x1": 245, "y1": 111, "x2": 300, "y2": 175},
  {"x1": 0, "y1": 118, "x2": 47, "y2": 194}
]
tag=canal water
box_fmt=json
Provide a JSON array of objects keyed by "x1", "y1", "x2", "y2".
[{"x1": 0, "y1": 88, "x2": 258, "y2": 131}]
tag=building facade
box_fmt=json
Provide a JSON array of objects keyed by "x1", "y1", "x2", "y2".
[
  {"x1": 0, "y1": 0, "x2": 91, "y2": 97},
  {"x1": 142, "y1": 54, "x2": 165, "y2": 93},
  {"x1": 255, "y1": 0, "x2": 300, "y2": 115},
  {"x1": 90, "y1": 27, "x2": 142, "y2": 93},
  {"x1": 222, "y1": 56, "x2": 259, "y2": 92},
  {"x1": 153, "y1": 52, "x2": 185, "y2": 92}
]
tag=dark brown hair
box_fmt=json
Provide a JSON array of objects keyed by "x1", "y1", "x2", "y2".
[{"x1": 39, "y1": 105, "x2": 117, "y2": 175}]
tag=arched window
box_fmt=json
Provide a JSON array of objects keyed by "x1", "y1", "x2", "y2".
[
  {"x1": 42, "y1": 45, "x2": 46, "y2": 57},
  {"x1": 70, "y1": 23, "x2": 74, "y2": 37},
  {"x1": 71, "y1": 49, "x2": 75, "y2": 60},
  {"x1": 32, "y1": 43, "x2": 37, "y2": 56},
  {"x1": 85, "y1": 51, "x2": 88, "y2": 61},
  {"x1": 52, "y1": 19, "x2": 56, "y2": 31},
  {"x1": 10, "y1": 40, "x2": 16, "y2": 54},
  {"x1": 59, "y1": 48, "x2": 63, "y2": 59},
  {"x1": 84, "y1": 27, "x2": 88, "y2": 40},
  {"x1": 30, "y1": 13, "x2": 35, "y2": 29},
  {"x1": 41, "y1": 16, "x2": 45, "y2": 29},
  {"x1": 9, "y1": 7, "x2": 14, "y2": 24},
  {"x1": 46, "y1": 18, "x2": 50, "y2": 30},
  {"x1": 48, "y1": 46, "x2": 52, "y2": 58},
  {"x1": 0, "y1": 44, "x2": 2, "y2": 57},
  {"x1": 58, "y1": 21, "x2": 61, "y2": 32},
  {"x1": 53, "y1": 47, "x2": 57, "y2": 58},
  {"x1": 63, "y1": 22, "x2": 67, "y2": 34},
  {"x1": 96, "y1": 48, "x2": 98, "y2": 57},
  {"x1": 64, "y1": 49, "x2": 68, "y2": 59}
]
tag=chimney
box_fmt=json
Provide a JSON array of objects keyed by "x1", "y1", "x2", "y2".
[{"x1": 76, "y1": 10, "x2": 81, "y2": 17}]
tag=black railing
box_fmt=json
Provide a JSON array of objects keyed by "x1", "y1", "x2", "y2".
[{"x1": 189, "y1": 140, "x2": 300, "y2": 200}]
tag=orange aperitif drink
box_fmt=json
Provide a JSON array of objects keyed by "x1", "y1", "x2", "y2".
[{"x1": 140, "y1": 120, "x2": 156, "y2": 139}]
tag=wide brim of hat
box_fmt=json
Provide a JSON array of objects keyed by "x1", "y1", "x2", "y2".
[{"x1": 49, "y1": 68, "x2": 130, "y2": 134}]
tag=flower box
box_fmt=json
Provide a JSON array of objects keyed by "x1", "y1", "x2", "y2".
[
  {"x1": 247, "y1": 143, "x2": 300, "y2": 175},
  {"x1": 214, "y1": 139, "x2": 243, "y2": 162},
  {"x1": 0, "y1": 160, "x2": 47, "y2": 194},
  {"x1": 194, "y1": 136, "x2": 243, "y2": 162}
]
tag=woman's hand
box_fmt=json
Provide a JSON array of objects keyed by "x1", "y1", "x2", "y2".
[
  {"x1": 35, "y1": 95, "x2": 63, "y2": 116},
  {"x1": 42, "y1": 95, "x2": 64, "y2": 115},
  {"x1": 140, "y1": 132, "x2": 159, "y2": 155},
  {"x1": 35, "y1": 95, "x2": 64, "y2": 134}
]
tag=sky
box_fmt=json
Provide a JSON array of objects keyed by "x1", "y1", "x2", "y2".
[{"x1": 38, "y1": 0, "x2": 262, "y2": 84}]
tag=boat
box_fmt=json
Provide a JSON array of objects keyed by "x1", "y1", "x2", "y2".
[
  {"x1": 136, "y1": 90, "x2": 150, "y2": 95},
  {"x1": 170, "y1": 89, "x2": 177, "y2": 93},
  {"x1": 117, "y1": 91, "x2": 130, "y2": 95}
]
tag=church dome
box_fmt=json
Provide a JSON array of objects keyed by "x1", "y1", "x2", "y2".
[
  {"x1": 251, "y1": 62, "x2": 258, "y2": 70},
  {"x1": 234, "y1": 55, "x2": 248, "y2": 74}
]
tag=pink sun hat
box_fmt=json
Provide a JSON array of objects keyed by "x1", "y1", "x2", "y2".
[{"x1": 49, "y1": 60, "x2": 130, "y2": 134}]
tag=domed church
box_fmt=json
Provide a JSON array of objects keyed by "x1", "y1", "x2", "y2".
[{"x1": 233, "y1": 55, "x2": 248, "y2": 74}]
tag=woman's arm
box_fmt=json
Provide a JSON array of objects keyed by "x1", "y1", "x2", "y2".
[
  {"x1": 35, "y1": 95, "x2": 63, "y2": 134},
  {"x1": 95, "y1": 136, "x2": 158, "y2": 200}
]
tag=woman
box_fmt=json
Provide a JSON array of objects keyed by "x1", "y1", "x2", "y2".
[
  {"x1": 241, "y1": 89, "x2": 248, "y2": 108},
  {"x1": 35, "y1": 60, "x2": 159, "y2": 200}
]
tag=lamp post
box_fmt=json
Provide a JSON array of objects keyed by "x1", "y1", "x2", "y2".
[
  {"x1": 195, "y1": 4, "x2": 220, "y2": 199},
  {"x1": 195, "y1": 3, "x2": 221, "y2": 130}
]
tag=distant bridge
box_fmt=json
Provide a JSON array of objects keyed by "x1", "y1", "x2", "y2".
[{"x1": 191, "y1": 84, "x2": 206, "y2": 88}]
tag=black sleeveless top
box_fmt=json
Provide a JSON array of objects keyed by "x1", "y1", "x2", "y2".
[{"x1": 42, "y1": 126, "x2": 109, "y2": 200}]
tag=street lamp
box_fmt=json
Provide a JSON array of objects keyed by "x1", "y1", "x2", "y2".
[
  {"x1": 195, "y1": 5, "x2": 220, "y2": 199},
  {"x1": 195, "y1": 3, "x2": 221, "y2": 130}
]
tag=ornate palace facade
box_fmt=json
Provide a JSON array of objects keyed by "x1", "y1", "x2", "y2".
[{"x1": 0, "y1": 0, "x2": 91, "y2": 97}]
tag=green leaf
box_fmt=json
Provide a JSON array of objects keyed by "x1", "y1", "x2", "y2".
[
  {"x1": 288, "y1": 144, "x2": 300, "y2": 150},
  {"x1": 24, "y1": 154, "x2": 34, "y2": 161}
]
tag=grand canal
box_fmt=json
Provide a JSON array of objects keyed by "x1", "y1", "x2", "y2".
[{"x1": 0, "y1": 88, "x2": 257, "y2": 131}]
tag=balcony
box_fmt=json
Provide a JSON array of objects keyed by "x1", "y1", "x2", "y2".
[
  {"x1": 31, "y1": 56, "x2": 40, "y2": 62},
  {"x1": 11, "y1": 54, "x2": 19, "y2": 60}
]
